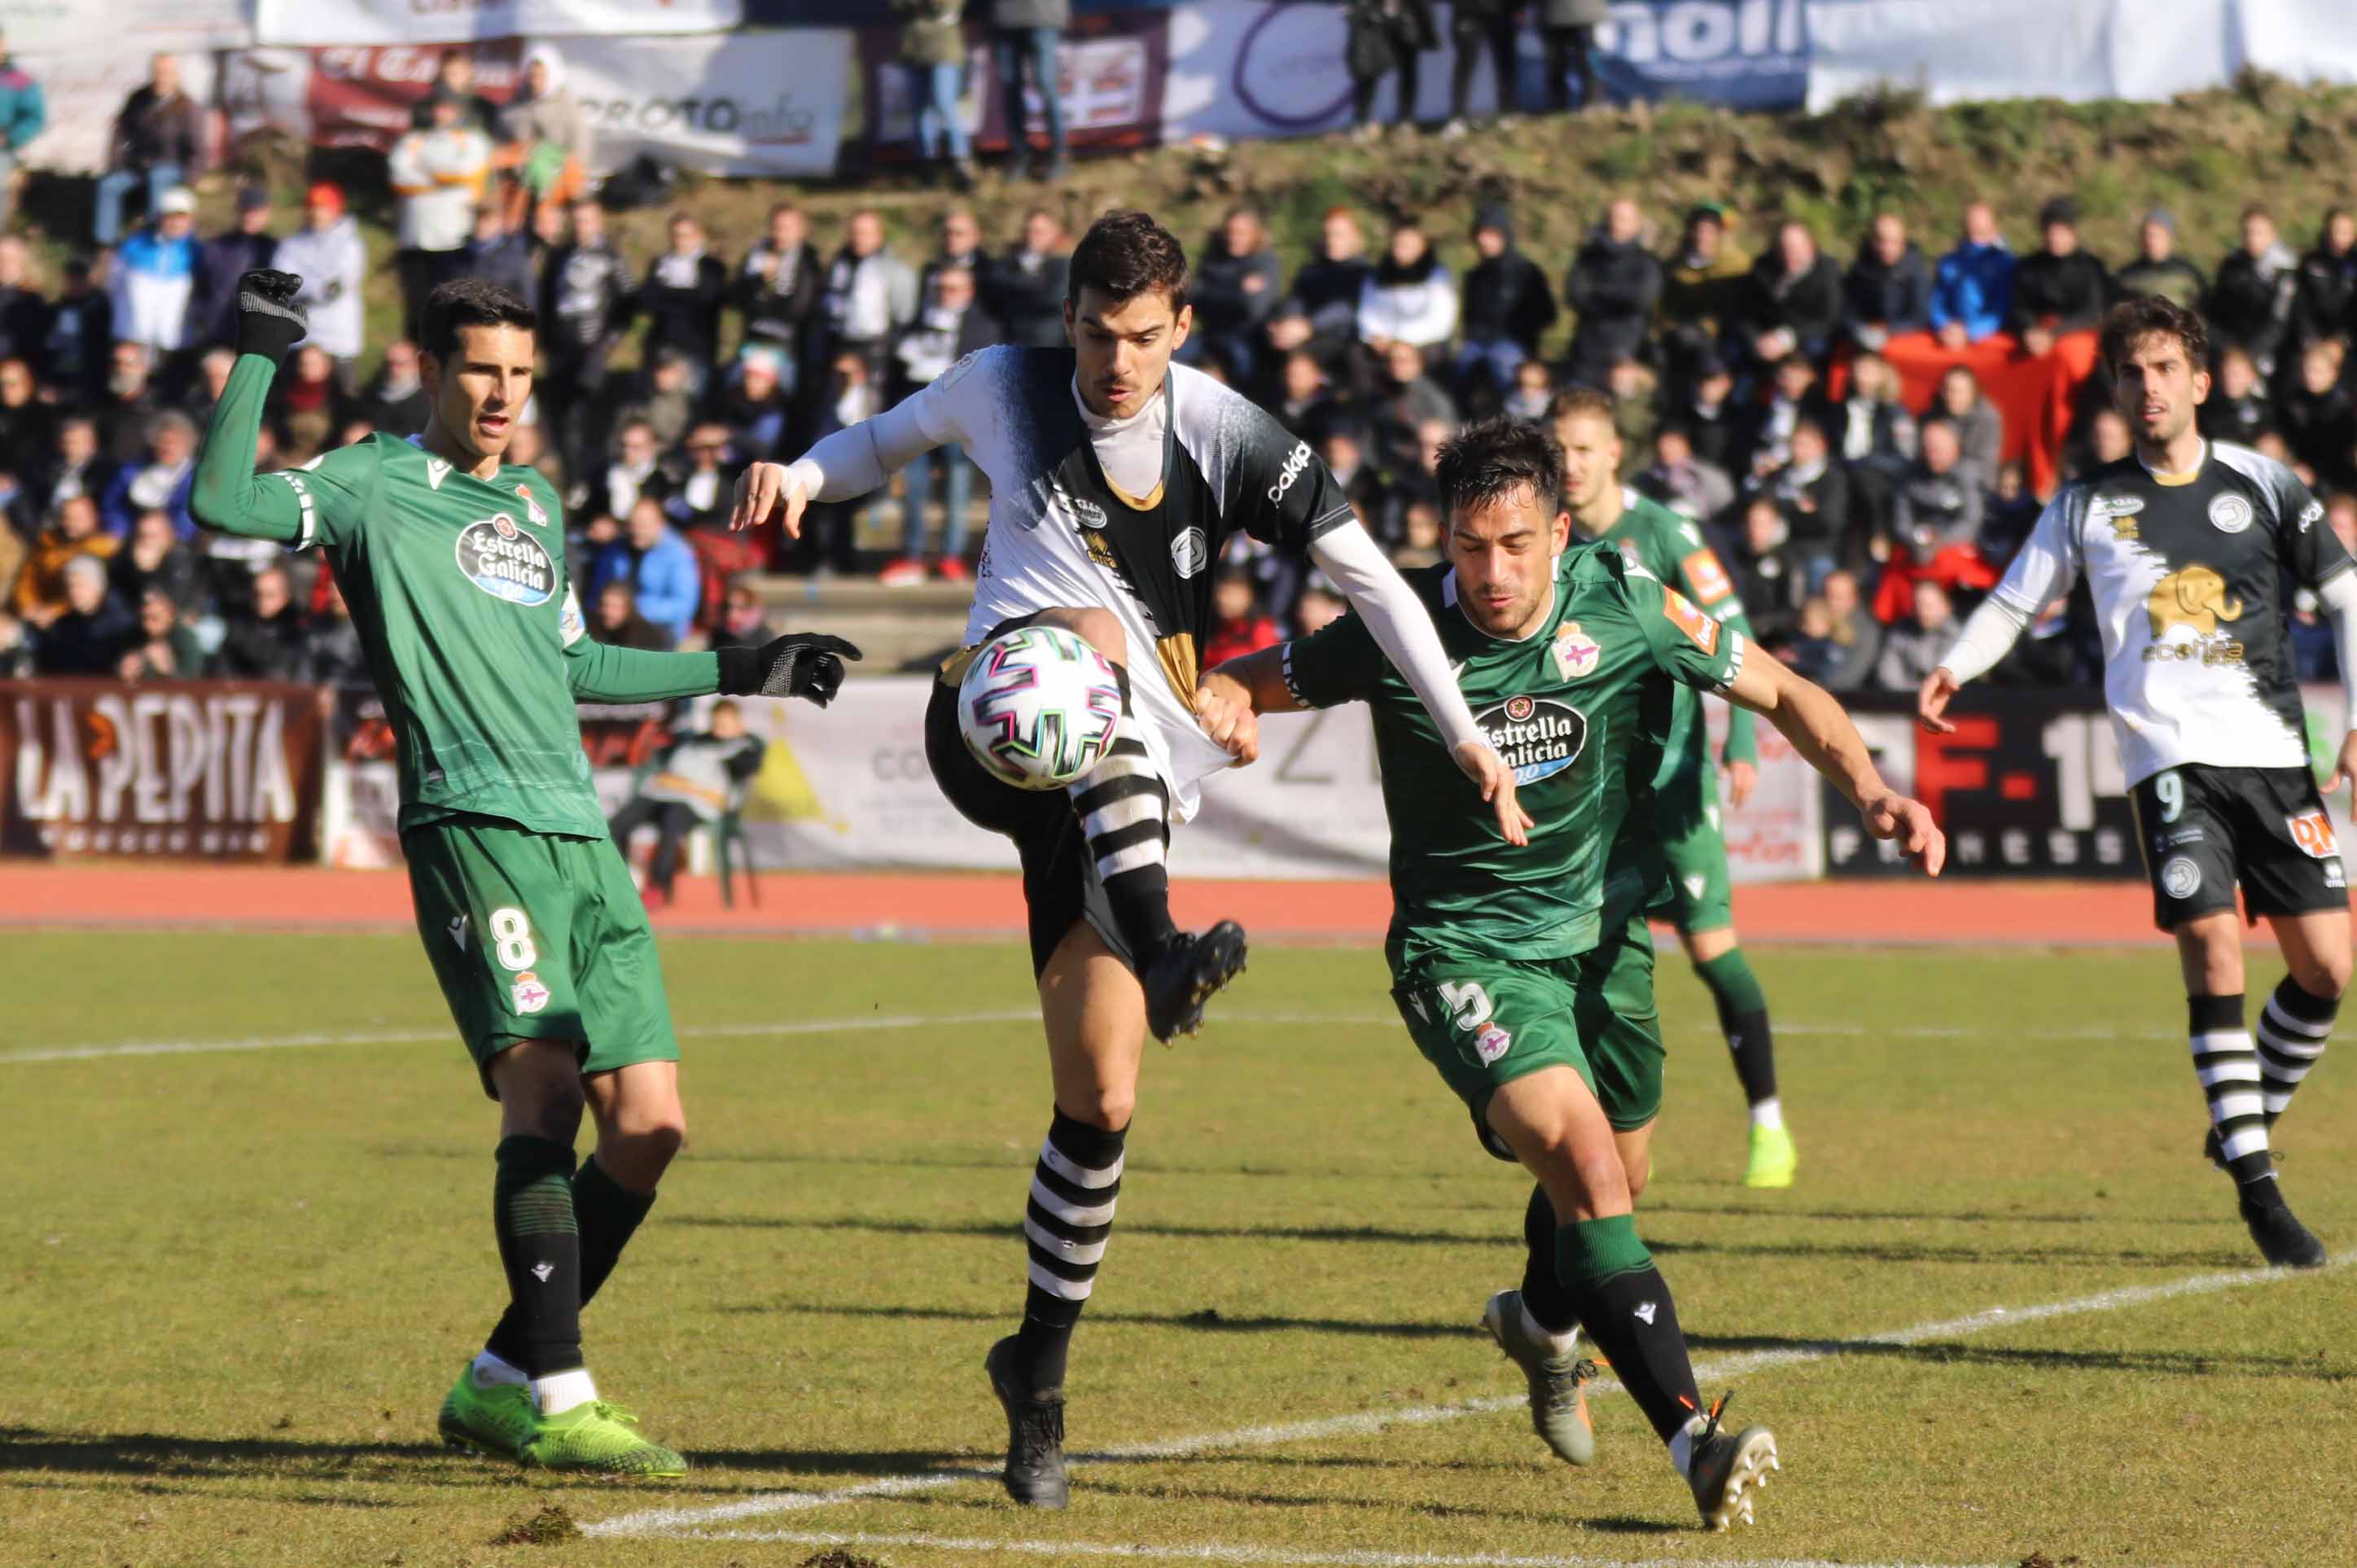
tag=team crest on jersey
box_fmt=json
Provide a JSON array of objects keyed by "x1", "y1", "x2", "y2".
[
  {"x1": 1474, "y1": 1025, "x2": 1513, "y2": 1065},
  {"x1": 510, "y1": 971, "x2": 551, "y2": 1015},
  {"x1": 1660, "y1": 588, "x2": 1720, "y2": 654},
  {"x1": 455, "y1": 513, "x2": 557, "y2": 607},
  {"x1": 1476, "y1": 694, "x2": 1587, "y2": 785},
  {"x1": 1551, "y1": 621, "x2": 1601, "y2": 681},
  {"x1": 2209, "y1": 493, "x2": 2254, "y2": 534},
  {"x1": 515, "y1": 484, "x2": 549, "y2": 527},
  {"x1": 1171, "y1": 527, "x2": 1208, "y2": 579}
]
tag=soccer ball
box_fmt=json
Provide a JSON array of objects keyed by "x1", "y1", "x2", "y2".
[{"x1": 957, "y1": 624, "x2": 1124, "y2": 791}]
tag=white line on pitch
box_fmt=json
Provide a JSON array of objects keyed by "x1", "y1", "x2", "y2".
[
  {"x1": 677, "y1": 1526, "x2": 2005, "y2": 1568},
  {"x1": 586, "y1": 1254, "x2": 2346, "y2": 1541}
]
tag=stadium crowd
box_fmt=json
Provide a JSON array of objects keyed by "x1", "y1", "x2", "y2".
[{"x1": 9, "y1": 13, "x2": 2357, "y2": 691}]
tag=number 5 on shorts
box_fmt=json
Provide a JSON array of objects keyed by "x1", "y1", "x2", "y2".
[{"x1": 1436, "y1": 980, "x2": 1495, "y2": 1031}]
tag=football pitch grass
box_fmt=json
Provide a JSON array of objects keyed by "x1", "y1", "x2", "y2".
[{"x1": 4, "y1": 930, "x2": 2354, "y2": 1568}]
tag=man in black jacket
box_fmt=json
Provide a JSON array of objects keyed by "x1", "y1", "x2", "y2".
[
  {"x1": 191, "y1": 186, "x2": 278, "y2": 351},
  {"x1": 213, "y1": 565, "x2": 310, "y2": 681},
  {"x1": 987, "y1": 208, "x2": 1071, "y2": 348},
  {"x1": 1739, "y1": 220, "x2": 1843, "y2": 370},
  {"x1": 1187, "y1": 205, "x2": 1284, "y2": 384},
  {"x1": 541, "y1": 198, "x2": 633, "y2": 488},
  {"x1": 2208, "y1": 203, "x2": 2301, "y2": 378},
  {"x1": 1454, "y1": 202, "x2": 1556, "y2": 405},
  {"x1": 735, "y1": 200, "x2": 824, "y2": 391},
  {"x1": 1842, "y1": 212, "x2": 1930, "y2": 353},
  {"x1": 884, "y1": 264, "x2": 1004, "y2": 583},
  {"x1": 637, "y1": 212, "x2": 730, "y2": 395},
  {"x1": 1563, "y1": 197, "x2": 1659, "y2": 388},
  {"x1": 1281, "y1": 208, "x2": 1375, "y2": 374},
  {"x1": 94, "y1": 53, "x2": 204, "y2": 247},
  {"x1": 1445, "y1": 0, "x2": 1524, "y2": 131},
  {"x1": 2293, "y1": 207, "x2": 2357, "y2": 355},
  {"x1": 353, "y1": 337, "x2": 430, "y2": 436},
  {"x1": 2007, "y1": 197, "x2": 2109, "y2": 358},
  {"x1": 2114, "y1": 209, "x2": 2206, "y2": 311}
]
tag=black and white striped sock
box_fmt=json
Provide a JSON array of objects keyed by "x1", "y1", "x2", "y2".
[
  {"x1": 2255, "y1": 976, "x2": 2336, "y2": 1121},
  {"x1": 1067, "y1": 709, "x2": 1176, "y2": 954},
  {"x1": 2189, "y1": 993, "x2": 2275, "y2": 1192},
  {"x1": 1010, "y1": 1109, "x2": 1127, "y2": 1394}
]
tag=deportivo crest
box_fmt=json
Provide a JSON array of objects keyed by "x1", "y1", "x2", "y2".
[
  {"x1": 515, "y1": 483, "x2": 549, "y2": 527},
  {"x1": 1551, "y1": 621, "x2": 1601, "y2": 681},
  {"x1": 1475, "y1": 694, "x2": 1587, "y2": 786},
  {"x1": 510, "y1": 971, "x2": 552, "y2": 1015},
  {"x1": 1474, "y1": 1025, "x2": 1513, "y2": 1065},
  {"x1": 455, "y1": 513, "x2": 556, "y2": 606},
  {"x1": 2209, "y1": 493, "x2": 2254, "y2": 534}
]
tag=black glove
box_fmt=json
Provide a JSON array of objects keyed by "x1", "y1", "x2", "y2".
[
  {"x1": 716, "y1": 632, "x2": 862, "y2": 707},
  {"x1": 234, "y1": 269, "x2": 309, "y2": 363}
]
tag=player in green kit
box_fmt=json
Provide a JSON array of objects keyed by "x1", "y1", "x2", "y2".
[
  {"x1": 1552, "y1": 389, "x2": 1795, "y2": 1188},
  {"x1": 1196, "y1": 418, "x2": 1943, "y2": 1530},
  {"x1": 191, "y1": 272, "x2": 859, "y2": 1476}
]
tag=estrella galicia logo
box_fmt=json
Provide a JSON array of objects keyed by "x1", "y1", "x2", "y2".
[
  {"x1": 455, "y1": 513, "x2": 556, "y2": 607},
  {"x1": 1476, "y1": 694, "x2": 1586, "y2": 786}
]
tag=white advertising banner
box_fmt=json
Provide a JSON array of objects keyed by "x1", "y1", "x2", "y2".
[
  {"x1": 1, "y1": 0, "x2": 240, "y2": 177},
  {"x1": 1803, "y1": 0, "x2": 2242, "y2": 109},
  {"x1": 252, "y1": 0, "x2": 743, "y2": 48},
  {"x1": 560, "y1": 30, "x2": 852, "y2": 178}
]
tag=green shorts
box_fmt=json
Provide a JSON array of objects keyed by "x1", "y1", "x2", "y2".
[
  {"x1": 404, "y1": 812, "x2": 681, "y2": 1098},
  {"x1": 1654, "y1": 759, "x2": 1734, "y2": 935},
  {"x1": 1389, "y1": 913, "x2": 1665, "y2": 1160}
]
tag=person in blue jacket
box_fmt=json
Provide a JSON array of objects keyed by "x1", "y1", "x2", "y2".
[
  {"x1": 1929, "y1": 199, "x2": 2014, "y2": 348},
  {"x1": 594, "y1": 498, "x2": 703, "y2": 650},
  {"x1": 0, "y1": 30, "x2": 46, "y2": 231}
]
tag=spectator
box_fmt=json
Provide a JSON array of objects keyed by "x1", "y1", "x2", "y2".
[
  {"x1": 1838, "y1": 352, "x2": 1918, "y2": 478},
  {"x1": 1345, "y1": 0, "x2": 1437, "y2": 141},
  {"x1": 94, "y1": 54, "x2": 204, "y2": 247},
  {"x1": 1272, "y1": 348, "x2": 1336, "y2": 440},
  {"x1": 1444, "y1": 0, "x2": 1522, "y2": 133},
  {"x1": 1728, "y1": 495, "x2": 1803, "y2": 642},
  {"x1": 1980, "y1": 458, "x2": 2041, "y2": 560},
  {"x1": 174, "y1": 345, "x2": 231, "y2": 427},
  {"x1": 1843, "y1": 211, "x2": 1931, "y2": 352},
  {"x1": 1740, "y1": 218, "x2": 1845, "y2": 367},
  {"x1": 1934, "y1": 366, "x2": 2004, "y2": 482},
  {"x1": 637, "y1": 211, "x2": 730, "y2": 395},
  {"x1": 1189, "y1": 205, "x2": 1285, "y2": 383},
  {"x1": 107, "y1": 184, "x2": 199, "y2": 362},
  {"x1": 922, "y1": 207, "x2": 988, "y2": 300},
  {"x1": 2114, "y1": 208, "x2": 2206, "y2": 311},
  {"x1": 0, "y1": 30, "x2": 43, "y2": 231},
  {"x1": 269, "y1": 344, "x2": 348, "y2": 465},
  {"x1": 33, "y1": 554, "x2": 132, "y2": 674},
  {"x1": 1816, "y1": 568, "x2": 1882, "y2": 691},
  {"x1": 1358, "y1": 217, "x2": 1457, "y2": 366},
  {"x1": 1929, "y1": 199, "x2": 2014, "y2": 348},
  {"x1": 797, "y1": 350, "x2": 886, "y2": 575},
  {"x1": 0, "y1": 353, "x2": 49, "y2": 460},
  {"x1": 43, "y1": 257, "x2": 110, "y2": 397},
  {"x1": 1739, "y1": 352, "x2": 1833, "y2": 480},
  {"x1": 1203, "y1": 564, "x2": 1282, "y2": 668},
  {"x1": 96, "y1": 342, "x2": 164, "y2": 466},
  {"x1": 2067, "y1": 405, "x2": 2135, "y2": 480},
  {"x1": 389, "y1": 94, "x2": 493, "y2": 337},
  {"x1": 884, "y1": 263, "x2": 1000, "y2": 584},
  {"x1": 116, "y1": 585, "x2": 205, "y2": 680},
  {"x1": 1658, "y1": 202, "x2": 1748, "y2": 374},
  {"x1": 274, "y1": 183, "x2": 368, "y2": 374},
  {"x1": 609, "y1": 699, "x2": 767, "y2": 906},
  {"x1": 663, "y1": 422, "x2": 740, "y2": 534},
  {"x1": 0, "y1": 238, "x2": 47, "y2": 368},
  {"x1": 540, "y1": 197, "x2": 630, "y2": 479},
  {"x1": 353, "y1": 338, "x2": 429, "y2": 436},
  {"x1": 734, "y1": 201, "x2": 823, "y2": 387},
  {"x1": 1608, "y1": 357, "x2": 1658, "y2": 469},
  {"x1": 2199, "y1": 344, "x2": 2273, "y2": 445},
  {"x1": 989, "y1": 0, "x2": 1070, "y2": 179},
  {"x1": 821, "y1": 208, "x2": 919, "y2": 383},
  {"x1": 1318, "y1": 422, "x2": 1390, "y2": 538},
  {"x1": 13, "y1": 495, "x2": 116, "y2": 627},
  {"x1": 594, "y1": 579, "x2": 669, "y2": 651},
  {"x1": 708, "y1": 345, "x2": 795, "y2": 462},
  {"x1": 613, "y1": 350, "x2": 697, "y2": 452},
  {"x1": 2008, "y1": 196, "x2": 2109, "y2": 355},
  {"x1": 1766, "y1": 418, "x2": 1852, "y2": 576},
  {"x1": 191, "y1": 185, "x2": 278, "y2": 351},
  {"x1": 594, "y1": 497, "x2": 701, "y2": 648},
  {"x1": 1504, "y1": 357, "x2": 1554, "y2": 421},
  {"x1": 1681, "y1": 354, "x2": 1741, "y2": 474},
  {"x1": 462, "y1": 205, "x2": 534, "y2": 305},
  {"x1": 1562, "y1": 197, "x2": 1658, "y2": 388},
  {"x1": 1455, "y1": 202, "x2": 1556, "y2": 401},
  {"x1": 2294, "y1": 207, "x2": 2357, "y2": 353},
  {"x1": 99, "y1": 410, "x2": 196, "y2": 538},
  {"x1": 1537, "y1": 0, "x2": 1603, "y2": 112},
  {"x1": 896, "y1": 0, "x2": 976, "y2": 189},
  {"x1": 1371, "y1": 339, "x2": 1456, "y2": 475},
  {"x1": 1283, "y1": 208, "x2": 1374, "y2": 370},
  {"x1": 1780, "y1": 595, "x2": 1842, "y2": 683},
  {"x1": 215, "y1": 566, "x2": 309, "y2": 679},
  {"x1": 304, "y1": 572, "x2": 368, "y2": 689},
  {"x1": 110, "y1": 506, "x2": 200, "y2": 611},
  {"x1": 0, "y1": 465, "x2": 26, "y2": 553},
  {"x1": 2208, "y1": 203, "x2": 2301, "y2": 378},
  {"x1": 708, "y1": 581, "x2": 776, "y2": 651},
  {"x1": 2279, "y1": 337, "x2": 2357, "y2": 492},
  {"x1": 498, "y1": 44, "x2": 592, "y2": 226},
  {"x1": 412, "y1": 49, "x2": 501, "y2": 135},
  {"x1": 602, "y1": 419, "x2": 667, "y2": 523},
  {"x1": 1878, "y1": 418, "x2": 1998, "y2": 620},
  {"x1": 1633, "y1": 422, "x2": 1734, "y2": 525},
  {"x1": 502, "y1": 419, "x2": 564, "y2": 501},
  {"x1": 989, "y1": 208, "x2": 1071, "y2": 348},
  {"x1": 1876, "y1": 577, "x2": 1959, "y2": 690},
  {"x1": 39, "y1": 416, "x2": 110, "y2": 521}
]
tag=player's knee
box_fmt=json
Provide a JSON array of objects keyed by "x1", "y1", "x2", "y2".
[
  {"x1": 1064, "y1": 1087, "x2": 1134, "y2": 1132},
  {"x1": 512, "y1": 1080, "x2": 588, "y2": 1144},
  {"x1": 2289, "y1": 946, "x2": 2351, "y2": 1001},
  {"x1": 1622, "y1": 1150, "x2": 1652, "y2": 1204}
]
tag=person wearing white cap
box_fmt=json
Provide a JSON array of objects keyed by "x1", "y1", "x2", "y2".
[{"x1": 107, "y1": 183, "x2": 201, "y2": 360}]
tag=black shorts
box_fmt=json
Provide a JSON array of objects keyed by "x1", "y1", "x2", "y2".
[
  {"x1": 925, "y1": 615, "x2": 1135, "y2": 981},
  {"x1": 2129, "y1": 764, "x2": 2348, "y2": 929}
]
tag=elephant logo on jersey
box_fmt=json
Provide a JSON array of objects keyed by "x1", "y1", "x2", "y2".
[
  {"x1": 455, "y1": 514, "x2": 557, "y2": 607},
  {"x1": 2147, "y1": 566, "x2": 2244, "y2": 640},
  {"x1": 1476, "y1": 694, "x2": 1587, "y2": 785}
]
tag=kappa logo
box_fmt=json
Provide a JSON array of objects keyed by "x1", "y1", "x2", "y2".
[
  {"x1": 2209, "y1": 493, "x2": 2254, "y2": 534},
  {"x1": 1551, "y1": 621, "x2": 1601, "y2": 681},
  {"x1": 1634, "y1": 1301, "x2": 1658, "y2": 1325},
  {"x1": 447, "y1": 914, "x2": 470, "y2": 952},
  {"x1": 1266, "y1": 440, "x2": 1313, "y2": 505},
  {"x1": 2148, "y1": 566, "x2": 2244, "y2": 639}
]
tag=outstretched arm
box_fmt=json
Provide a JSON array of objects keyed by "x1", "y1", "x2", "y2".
[
  {"x1": 731, "y1": 351, "x2": 983, "y2": 535},
  {"x1": 1722, "y1": 651, "x2": 1946, "y2": 875},
  {"x1": 559, "y1": 589, "x2": 862, "y2": 707}
]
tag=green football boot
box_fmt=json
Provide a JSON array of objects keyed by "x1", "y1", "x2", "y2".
[
  {"x1": 437, "y1": 1364, "x2": 539, "y2": 1461},
  {"x1": 1685, "y1": 1393, "x2": 1778, "y2": 1531},
  {"x1": 520, "y1": 1401, "x2": 689, "y2": 1478},
  {"x1": 1479, "y1": 1290, "x2": 1596, "y2": 1465},
  {"x1": 1743, "y1": 1123, "x2": 1797, "y2": 1189}
]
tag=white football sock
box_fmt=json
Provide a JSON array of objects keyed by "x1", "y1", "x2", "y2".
[
  {"x1": 1519, "y1": 1295, "x2": 1579, "y2": 1356},
  {"x1": 532, "y1": 1367, "x2": 598, "y2": 1416},
  {"x1": 1749, "y1": 1097, "x2": 1784, "y2": 1132},
  {"x1": 471, "y1": 1351, "x2": 528, "y2": 1389},
  {"x1": 1668, "y1": 1411, "x2": 1710, "y2": 1477}
]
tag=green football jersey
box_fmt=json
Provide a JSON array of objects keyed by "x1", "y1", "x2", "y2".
[
  {"x1": 1284, "y1": 545, "x2": 1745, "y2": 960},
  {"x1": 191, "y1": 353, "x2": 723, "y2": 839},
  {"x1": 1581, "y1": 488, "x2": 1759, "y2": 774}
]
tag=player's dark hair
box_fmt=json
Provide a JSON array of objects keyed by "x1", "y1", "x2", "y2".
[
  {"x1": 1546, "y1": 387, "x2": 1614, "y2": 427},
  {"x1": 420, "y1": 278, "x2": 537, "y2": 365},
  {"x1": 1435, "y1": 415, "x2": 1566, "y2": 525},
  {"x1": 2101, "y1": 295, "x2": 2210, "y2": 379},
  {"x1": 1067, "y1": 210, "x2": 1189, "y2": 313}
]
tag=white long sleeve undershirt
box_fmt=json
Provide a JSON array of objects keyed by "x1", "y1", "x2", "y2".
[{"x1": 1307, "y1": 519, "x2": 1485, "y2": 753}]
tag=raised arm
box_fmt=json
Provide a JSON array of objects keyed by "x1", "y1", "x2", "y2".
[
  {"x1": 191, "y1": 274, "x2": 375, "y2": 547},
  {"x1": 730, "y1": 348, "x2": 988, "y2": 535}
]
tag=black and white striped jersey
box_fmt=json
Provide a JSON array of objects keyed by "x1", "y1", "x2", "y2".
[{"x1": 1988, "y1": 441, "x2": 2351, "y2": 786}]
